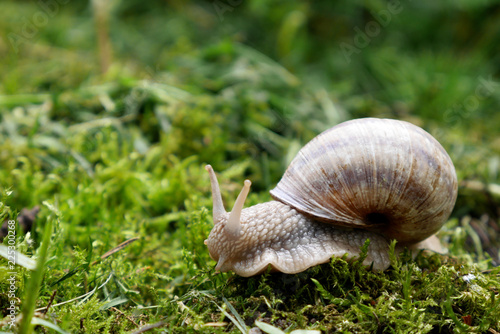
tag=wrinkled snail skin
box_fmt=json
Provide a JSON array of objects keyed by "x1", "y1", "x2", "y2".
[
  {"x1": 205, "y1": 118, "x2": 458, "y2": 277},
  {"x1": 206, "y1": 200, "x2": 399, "y2": 276}
]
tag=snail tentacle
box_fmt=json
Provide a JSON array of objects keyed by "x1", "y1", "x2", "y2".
[
  {"x1": 226, "y1": 180, "x2": 251, "y2": 238},
  {"x1": 205, "y1": 165, "x2": 226, "y2": 224}
]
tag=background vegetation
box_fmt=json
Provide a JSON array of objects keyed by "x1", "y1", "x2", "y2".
[{"x1": 0, "y1": 0, "x2": 499, "y2": 333}]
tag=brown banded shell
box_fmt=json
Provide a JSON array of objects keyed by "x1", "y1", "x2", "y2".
[{"x1": 270, "y1": 118, "x2": 458, "y2": 244}]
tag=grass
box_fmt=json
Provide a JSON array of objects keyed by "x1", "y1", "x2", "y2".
[{"x1": 0, "y1": 0, "x2": 500, "y2": 333}]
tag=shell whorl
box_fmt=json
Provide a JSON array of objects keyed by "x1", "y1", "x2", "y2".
[{"x1": 270, "y1": 118, "x2": 458, "y2": 244}]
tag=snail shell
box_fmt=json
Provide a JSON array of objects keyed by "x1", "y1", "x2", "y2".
[
  {"x1": 204, "y1": 118, "x2": 458, "y2": 276},
  {"x1": 270, "y1": 118, "x2": 458, "y2": 244}
]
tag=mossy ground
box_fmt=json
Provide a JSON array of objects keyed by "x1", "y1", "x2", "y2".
[{"x1": 0, "y1": 1, "x2": 500, "y2": 333}]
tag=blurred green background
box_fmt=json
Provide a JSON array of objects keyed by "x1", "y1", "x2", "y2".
[
  {"x1": 1, "y1": 0, "x2": 500, "y2": 332},
  {"x1": 2, "y1": 0, "x2": 499, "y2": 178},
  {"x1": 1, "y1": 0, "x2": 499, "y2": 228}
]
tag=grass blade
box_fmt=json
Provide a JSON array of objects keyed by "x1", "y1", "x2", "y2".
[
  {"x1": 99, "y1": 297, "x2": 129, "y2": 310},
  {"x1": 215, "y1": 303, "x2": 247, "y2": 334},
  {"x1": 18, "y1": 204, "x2": 55, "y2": 334},
  {"x1": 223, "y1": 297, "x2": 247, "y2": 331},
  {"x1": 0, "y1": 245, "x2": 37, "y2": 270},
  {"x1": 255, "y1": 321, "x2": 285, "y2": 334},
  {"x1": 30, "y1": 317, "x2": 70, "y2": 334}
]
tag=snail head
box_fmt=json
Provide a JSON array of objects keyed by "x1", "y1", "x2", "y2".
[{"x1": 204, "y1": 165, "x2": 253, "y2": 269}]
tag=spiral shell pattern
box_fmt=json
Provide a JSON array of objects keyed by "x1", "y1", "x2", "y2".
[{"x1": 270, "y1": 118, "x2": 458, "y2": 244}]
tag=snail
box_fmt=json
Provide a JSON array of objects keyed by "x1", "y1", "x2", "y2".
[{"x1": 204, "y1": 118, "x2": 458, "y2": 277}]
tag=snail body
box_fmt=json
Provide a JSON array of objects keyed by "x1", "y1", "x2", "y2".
[{"x1": 205, "y1": 118, "x2": 458, "y2": 277}]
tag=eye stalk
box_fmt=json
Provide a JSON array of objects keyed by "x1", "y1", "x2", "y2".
[{"x1": 205, "y1": 165, "x2": 225, "y2": 222}]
